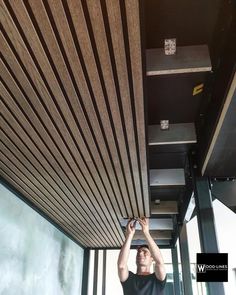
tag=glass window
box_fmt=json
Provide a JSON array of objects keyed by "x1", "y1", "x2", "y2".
[
  {"x1": 106, "y1": 250, "x2": 122, "y2": 295},
  {"x1": 88, "y1": 250, "x2": 105, "y2": 295},
  {"x1": 97, "y1": 250, "x2": 104, "y2": 295},
  {"x1": 87, "y1": 250, "x2": 95, "y2": 295}
]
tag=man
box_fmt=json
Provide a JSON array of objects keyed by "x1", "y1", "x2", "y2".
[{"x1": 117, "y1": 217, "x2": 166, "y2": 295}]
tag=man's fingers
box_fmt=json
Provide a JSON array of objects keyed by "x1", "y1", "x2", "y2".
[
  {"x1": 137, "y1": 218, "x2": 145, "y2": 226},
  {"x1": 127, "y1": 218, "x2": 137, "y2": 229},
  {"x1": 128, "y1": 218, "x2": 134, "y2": 225},
  {"x1": 128, "y1": 217, "x2": 149, "y2": 229},
  {"x1": 138, "y1": 217, "x2": 145, "y2": 221}
]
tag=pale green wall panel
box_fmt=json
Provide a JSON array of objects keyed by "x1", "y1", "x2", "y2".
[{"x1": 0, "y1": 183, "x2": 84, "y2": 295}]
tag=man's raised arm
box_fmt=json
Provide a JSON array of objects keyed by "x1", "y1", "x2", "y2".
[
  {"x1": 117, "y1": 219, "x2": 136, "y2": 282},
  {"x1": 138, "y1": 217, "x2": 166, "y2": 281}
]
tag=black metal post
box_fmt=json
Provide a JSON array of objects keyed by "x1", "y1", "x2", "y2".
[
  {"x1": 172, "y1": 246, "x2": 181, "y2": 295},
  {"x1": 179, "y1": 223, "x2": 193, "y2": 295},
  {"x1": 102, "y1": 250, "x2": 107, "y2": 295},
  {"x1": 82, "y1": 248, "x2": 90, "y2": 295},
  {"x1": 194, "y1": 177, "x2": 219, "y2": 252},
  {"x1": 93, "y1": 250, "x2": 99, "y2": 295},
  {"x1": 194, "y1": 176, "x2": 225, "y2": 295}
]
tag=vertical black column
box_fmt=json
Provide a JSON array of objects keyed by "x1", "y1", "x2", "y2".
[
  {"x1": 179, "y1": 223, "x2": 193, "y2": 295},
  {"x1": 194, "y1": 178, "x2": 219, "y2": 252},
  {"x1": 194, "y1": 177, "x2": 225, "y2": 295},
  {"x1": 171, "y1": 246, "x2": 181, "y2": 295},
  {"x1": 93, "y1": 250, "x2": 99, "y2": 295},
  {"x1": 102, "y1": 250, "x2": 107, "y2": 295},
  {"x1": 82, "y1": 248, "x2": 90, "y2": 295}
]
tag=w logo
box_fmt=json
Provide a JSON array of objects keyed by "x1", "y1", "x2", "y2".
[
  {"x1": 197, "y1": 264, "x2": 206, "y2": 273},
  {"x1": 196, "y1": 253, "x2": 228, "y2": 282}
]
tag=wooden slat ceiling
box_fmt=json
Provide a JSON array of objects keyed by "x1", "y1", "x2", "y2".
[{"x1": 0, "y1": 0, "x2": 149, "y2": 248}]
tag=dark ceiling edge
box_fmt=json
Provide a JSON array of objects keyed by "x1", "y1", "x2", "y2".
[
  {"x1": 198, "y1": 72, "x2": 235, "y2": 176},
  {"x1": 0, "y1": 177, "x2": 86, "y2": 250},
  {"x1": 139, "y1": 0, "x2": 151, "y2": 216},
  {"x1": 200, "y1": 67, "x2": 236, "y2": 177}
]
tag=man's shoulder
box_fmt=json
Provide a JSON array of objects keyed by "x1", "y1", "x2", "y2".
[{"x1": 121, "y1": 271, "x2": 135, "y2": 285}]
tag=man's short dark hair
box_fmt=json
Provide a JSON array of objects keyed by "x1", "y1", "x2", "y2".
[{"x1": 137, "y1": 244, "x2": 149, "y2": 251}]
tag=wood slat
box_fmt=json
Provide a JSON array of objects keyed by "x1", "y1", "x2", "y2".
[
  {"x1": 0, "y1": 0, "x2": 149, "y2": 248},
  {"x1": 0, "y1": 103, "x2": 117, "y2": 247},
  {"x1": 1, "y1": 15, "x2": 123, "y2": 245},
  {"x1": 125, "y1": 0, "x2": 150, "y2": 216},
  {"x1": 1, "y1": 84, "x2": 121, "y2": 247},
  {"x1": 56, "y1": 0, "x2": 132, "y2": 216},
  {"x1": 0, "y1": 153, "x2": 98, "y2": 246},
  {"x1": 11, "y1": 0, "x2": 129, "y2": 240},
  {"x1": 0, "y1": 42, "x2": 123, "y2": 245},
  {"x1": 0, "y1": 168, "x2": 93, "y2": 247},
  {"x1": 0, "y1": 99, "x2": 116, "y2": 247},
  {"x1": 24, "y1": 0, "x2": 128, "y2": 218},
  {"x1": 81, "y1": 0, "x2": 134, "y2": 216},
  {"x1": 1, "y1": 1, "x2": 125, "y2": 245},
  {"x1": 105, "y1": 0, "x2": 144, "y2": 216}
]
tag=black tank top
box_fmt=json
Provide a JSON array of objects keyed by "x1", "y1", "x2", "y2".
[{"x1": 121, "y1": 271, "x2": 166, "y2": 295}]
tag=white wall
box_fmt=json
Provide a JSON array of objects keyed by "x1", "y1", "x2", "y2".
[{"x1": 0, "y1": 183, "x2": 84, "y2": 295}]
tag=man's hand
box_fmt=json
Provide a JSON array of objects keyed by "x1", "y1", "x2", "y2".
[
  {"x1": 126, "y1": 219, "x2": 136, "y2": 238},
  {"x1": 137, "y1": 217, "x2": 149, "y2": 235}
]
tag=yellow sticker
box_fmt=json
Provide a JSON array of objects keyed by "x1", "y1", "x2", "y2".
[{"x1": 193, "y1": 83, "x2": 204, "y2": 96}]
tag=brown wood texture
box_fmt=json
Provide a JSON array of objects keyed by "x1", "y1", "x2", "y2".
[{"x1": 0, "y1": 0, "x2": 149, "y2": 248}]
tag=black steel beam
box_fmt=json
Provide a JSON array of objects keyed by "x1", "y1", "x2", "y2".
[
  {"x1": 93, "y1": 250, "x2": 99, "y2": 295},
  {"x1": 82, "y1": 248, "x2": 90, "y2": 295},
  {"x1": 179, "y1": 223, "x2": 193, "y2": 295},
  {"x1": 193, "y1": 176, "x2": 225, "y2": 295},
  {"x1": 194, "y1": 177, "x2": 219, "y2": 252},
  {"x1": 171, "y1": 246, "x2": 182, "y2": 295},
  {"x1": 102, "y1": 250, "x2": 107, "y2": 295}
]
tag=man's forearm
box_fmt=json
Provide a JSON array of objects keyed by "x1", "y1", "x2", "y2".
[
  {"x1": 118, "y1": 219, "x2": 135, "y2": 282},
  {"x1": 117, "y1": 234, "x2": 133, "y2": 268}
]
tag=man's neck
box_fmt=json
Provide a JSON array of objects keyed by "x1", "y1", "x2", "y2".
[{"x1": 137, "y1": 266, "x2": 151, "y2": 275}]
